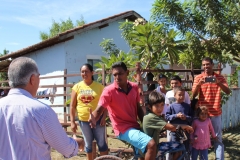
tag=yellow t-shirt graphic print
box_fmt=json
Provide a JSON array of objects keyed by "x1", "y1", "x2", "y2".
[
  {"x1": 72, "y1": 81, "x2": 104, "y2": 121},
  {"x1": 79, "y1": 89, "x2": 95, "y2": 104}
]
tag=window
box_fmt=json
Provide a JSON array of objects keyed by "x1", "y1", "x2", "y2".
[{"x1": 87, "y1": 59, "x2": 101, "y2": 81}]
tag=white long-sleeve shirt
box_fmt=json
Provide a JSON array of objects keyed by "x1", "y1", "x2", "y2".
[{"x1": 0, "y1": 88, "x2": 78, "y2": 160}]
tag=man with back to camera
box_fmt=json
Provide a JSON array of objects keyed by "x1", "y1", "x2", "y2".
[
  {"x1": 0, "y1": 57, "x2": 84, "y2": 160},
  {"x1": 192, "y1": 57, "x2": 231, "y2": 160},
  {"x1": 89, "y1": 61, "x2": 157, "y2": 160}
]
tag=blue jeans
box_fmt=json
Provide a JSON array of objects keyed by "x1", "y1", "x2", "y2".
[
  {"x1": 117, "y1": 128, "x2": 152, "y2": 155},
  {"x1": 192, "y1": 147, "x2": 208, "y2": 160},
  {"x1": 79, "y1": 118, "x2": 108, "y2": 153},
  {"x1": 210, "y1": 115, "x2": 224, "y2": 160}
]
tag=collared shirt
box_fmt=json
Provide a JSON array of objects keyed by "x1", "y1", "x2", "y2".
[
  {"x1": 0, "y1": 88, "x2": 78, "y2": 160},
  {"x1": 192, "y1": 72, "x2": 228, "y2": 116},
  {"x1": 98, "y1": 81, "x2": 140, "y2": 136},
  {"x1": 115, "y1": 81, "x2": 132, "y2": 95}
]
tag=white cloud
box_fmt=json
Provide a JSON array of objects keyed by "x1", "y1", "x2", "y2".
[
  {"x1": 6, "y1": 42, "x2": 20, "y2": 45},
  {"x1": 0, "y1": 0, "x2": 152, "y2": 29}
]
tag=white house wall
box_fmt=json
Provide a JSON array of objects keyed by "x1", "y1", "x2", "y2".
[
  {"x1": 65, "y1": 19, "x2": 130, "y2": 83},
  {"x1": 25, "y1": 44, "x2": 66, "y2": 117},
  {"x1": 26, "y1": 43, "x2": 65, "y2": 75},
  {"x1": 21, "y1": 19, "x2": 132, "y2": 118}
]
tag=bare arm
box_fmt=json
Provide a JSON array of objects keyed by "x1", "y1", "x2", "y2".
[
  {"x1": 217, "y1": 82, "x2": 231, "y2": 95},
  {"x1": 164, "y1": 123, "x2": 176, "y2": 132},
  {"x1": 172, "y1": 124, "x2": 194, "y2": 134},
  {"x1": 70, "y1": 90, "x2": 77, "y2": 133},
  {"x1": 89, "y1": 105, "x2": 106, "y2": 128},
  {"x1": 192, "y1": 85, "x2": 200, "y2": 98},
  {"x1": 137, "y1": 103, "x2": 144, "y2": 123},
  {"x1": 100, "y1": 109, "x2": 108, "y2": 126}
]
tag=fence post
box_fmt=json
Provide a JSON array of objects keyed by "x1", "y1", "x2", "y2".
[
  {"x1": 101, "y1": 64, "x2": 108, "y2": 146},
  {"x1": 238, "y1": 71, "x2": 240, "y2": 88},
  {"x1": 135, "y1": 62, "x2": 145, "y2": 114},
  {"x1": 63, "y1": 69, "x2": 67, "y2": 131}
]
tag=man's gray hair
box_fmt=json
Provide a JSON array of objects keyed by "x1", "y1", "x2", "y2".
[{"x1": 8, "y1": 57, "x2": 39, "y2": 88}]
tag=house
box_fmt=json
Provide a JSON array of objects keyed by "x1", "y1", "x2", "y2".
[{"x1": 0, "y1": 11, "x2": 144, "y2": 118}]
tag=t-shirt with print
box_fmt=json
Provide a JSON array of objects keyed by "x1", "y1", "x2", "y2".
[
  {"x1": 72, "y1": 81, "x2": 104, "y2": 121},
  {"x1": 165, "y1": 90, "x2": 191, "y2": 106},
  {"x1": 143, "y1": 112, "x2": 166, "y2": 147}
]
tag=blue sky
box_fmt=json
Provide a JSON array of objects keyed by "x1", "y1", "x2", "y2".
[{"x1": 0, "y1": 0, "x2": 155, "y2": 54}]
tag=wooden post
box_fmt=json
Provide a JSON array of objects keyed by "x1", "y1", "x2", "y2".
[
  {"x1": 63, "y1": 69, "x2": 67, "y2": 131},
  {"x1": 102, "y1": 64, "x2": 106, "y2": 86},
  {"x1": 190, "y1": 62, "x2": 194, "y2": 85},
  {"x1": 92, "y1": 140, "x2": 97, "y2": 159},
  {"x1": 101, "y1": 65, "x2": 108, "y2": 146},
  {"x1": 135, "y1": 62, "x2": 145, "y2": 114}
]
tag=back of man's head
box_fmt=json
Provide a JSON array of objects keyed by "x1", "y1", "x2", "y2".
[
  {"x1": 111, "y1": 61, "x2": 127, "y2": 71},
  {"x1": 8, "y1": 57, "x2": 39, "y2": 88}
]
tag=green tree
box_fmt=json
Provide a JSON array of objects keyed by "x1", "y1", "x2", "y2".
[
  {"x1": 151, "y1": 0, "x2": 240, "y2": 68},
  {"x1": 0, "y1": 49, "x2": 9, "y2": 86},
  {"x1": 120, "y1": 18, "x2": 185, "y2": 70},
  {"x1": 40, "y1": 16, "x2": 86, "y2": 41},
  {"x1": 95, "y1": 39, "x2": 138, "y2": 83}
]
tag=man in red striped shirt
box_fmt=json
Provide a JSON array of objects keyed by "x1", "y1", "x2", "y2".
[{"x1": 192, "y1": 57, "x2": 231, "y2": 160}]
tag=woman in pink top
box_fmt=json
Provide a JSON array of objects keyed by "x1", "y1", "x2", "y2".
[{"x1": 191, "y1": 106, "x2": 217, "y2": 160}]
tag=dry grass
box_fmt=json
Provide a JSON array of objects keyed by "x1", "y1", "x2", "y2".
[{"x1": 51, "y1": 126, "x2": 240, "y2": 160}]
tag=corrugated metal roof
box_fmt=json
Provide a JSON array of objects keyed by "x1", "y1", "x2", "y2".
[{"x1": 0, "y1": 10, "x2": 143, "y2": 61}]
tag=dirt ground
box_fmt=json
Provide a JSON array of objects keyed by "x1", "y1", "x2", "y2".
[{"x1": 51, "y1": 126, "x2": 240, "y2": 160}]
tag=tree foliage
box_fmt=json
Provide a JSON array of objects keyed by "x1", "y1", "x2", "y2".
[
  {"x1": 120, "y1": 18, "x2": 185, "y2": 70},
  {"x1": 151, "y1": 0, "x2": 240, "y2": 68},
  {"x1": 96, "y1": 39, "x2": 138, "y2": 83},
  {"x1": 40, "y1": 16, "x2": 86, "y2": 41},
  {"x1": 0, "y1": 49, "x2": 9, "y2": 86}
]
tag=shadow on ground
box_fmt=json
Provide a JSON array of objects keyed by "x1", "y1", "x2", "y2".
[
  {"x1": 51, "y1": 126, "x2": 240, "y2": 160},
  {"x1": 208, "y1": 127, "x2": 240, "y2": 160}
]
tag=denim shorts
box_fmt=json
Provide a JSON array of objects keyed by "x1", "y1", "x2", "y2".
[
  {"x1": 117, "y1": 128, "x2": 152, "y2": 154},
  {"x1": 78, "y1": 117, "x2": 108, "y2": 153}
]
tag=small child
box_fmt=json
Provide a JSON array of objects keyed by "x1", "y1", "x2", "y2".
[
  {"x1": 155, "y1": 74, "x2": 168, "y2": 117},
  {"x1": 191, "y1": 106, "x2": 217, "y2": 160},
  {"x1": 165, "y1": 86, "x2": 192, "y2": 159},
  {"x1": 165, "y1": 75, "x2": 191, "y2": 106},
  {"x1": 143, "y1": 91, "x2": 193, "y2": 159}
]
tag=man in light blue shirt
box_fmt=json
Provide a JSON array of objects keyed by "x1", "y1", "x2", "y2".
[{"x1": 0, "y1": 57, "x2": 82, "y2": 160}]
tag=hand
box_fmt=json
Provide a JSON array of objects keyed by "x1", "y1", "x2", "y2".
[
  {"x1": 88, "y1": 108, "x2": 96, "y2": 128},
  {"x1": 198, "y1": 77, "x2": 205, "y2": 86},
  {"x1": 71, "y1": 121, "x2": 78, "y2": 133},
  {"x1": 100, "y1": 117, "x2": 106, "y2": 126},
  {"x1": 213, "y1": 136, "x2": 218, "y2": 142},
  {"x1": 180, "y1": 114, "x2": 186, "y2": 120},
  {"x1": 177, "y1": 112, "x2": 183, "y2": 118},
  {"x1": 184, "y1": 126, "x2": 194, "y2": 134},
  {"x1": 215, "y1": 77, "x2": 220, "y2": 84},
  {"x1": 190, "y1": 139, "x2": 194, "y2": 144},
  {"x1": 73, "y1": 134, "x2": 85, "y2": 151}
]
